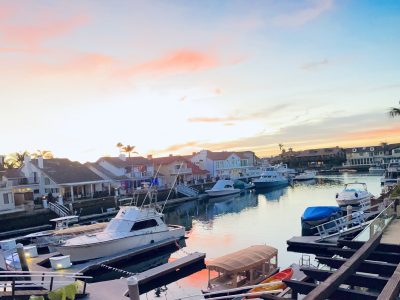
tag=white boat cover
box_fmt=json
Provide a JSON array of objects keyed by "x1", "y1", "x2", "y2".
[{"x1": 206, "y1": 245, "x2": 278, "y2": 273}]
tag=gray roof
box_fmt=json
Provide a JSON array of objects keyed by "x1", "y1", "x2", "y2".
[
  {"x1": 0, "y1": 168, "x2": 24, "y2": 179},
  {"x1": 97, "y1": 156, "x2": 152, "y2": 168},
  {"x1": 32, "y1": 159, "x2": 104, "y2": 184},
  {"x1": 85, "y1": 162, "x2": 129, "y2": 181}
]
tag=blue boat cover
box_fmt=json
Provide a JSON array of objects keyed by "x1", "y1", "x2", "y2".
[{"x1": 302, "y1": 206, "x2": 341, "y2": 221}]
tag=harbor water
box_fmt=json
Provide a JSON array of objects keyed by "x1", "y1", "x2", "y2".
[{"x1": 93, "y1": 174, "x2": 384, "y2": 298}]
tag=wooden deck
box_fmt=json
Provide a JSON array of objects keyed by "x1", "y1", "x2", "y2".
[{"x1": 381, "y1": 218, "x2": 400, "y2": 245}]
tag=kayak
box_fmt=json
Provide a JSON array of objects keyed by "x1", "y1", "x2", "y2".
[{"x1": 246, "y1": 267, "x2": 293, "y2": 298}]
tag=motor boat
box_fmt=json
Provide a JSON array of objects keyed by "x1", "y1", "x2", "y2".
[
  {"x1": 335, "y1": 183, "x2": 372, "y2": 207},
  {"x1": 253, "y1": 167, "x2": 289, "y2": 189},
  {"x1": 56, "y1": 206, "x2": 185, "y2": 262},
  {"x1": 301, "y1": 206, "x2": 342, "y2": 236},
  {"x1": 205, "y1": 180, "x2": 242, "y2": 197},
  {"x1": 293, "y1": 170, "x2": 316, "y2": 181},
  {"x1": 275, "y1": 163, "x2": 296, "y2": 177},
  {"x1": 368, "y1": 165, "x2": 385, "y2": 175},
  {"x1": 381, "y1": 161, "x2": 400, "y2": 187},
  {"x1": 23, "y1": 216, "x2": 107, "y2": 252}
]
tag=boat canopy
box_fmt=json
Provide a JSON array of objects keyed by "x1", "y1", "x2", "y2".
[
  {"x1": 206, "y1": 245, "x2": 277, "y2": 273},
  {"x1": 302, "y1": 206, "x2": 341, "y2": 221},
  {"x1": 210, "y1": 180, "x2": 235, "y2": 190}
]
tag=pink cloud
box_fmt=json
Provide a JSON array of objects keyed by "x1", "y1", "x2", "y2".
[
  {"x1": 272, "y1": 0, "x2": 333, "y2": 28},
  {"x1": 117, "y1": 50, "x2": 219, "y2": 77}
]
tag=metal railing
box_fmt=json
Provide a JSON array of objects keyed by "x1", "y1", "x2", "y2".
[
  {"x1": 176, "y1": 184, "x2": 199, "y2": 197},
  {"x1": 0, "y1": 271, "x2": 92, "y2": 298},
  {"x1": 353, "y1": 200, "x2": 397, "y2": 242},
  {"x1": 48, "y1": 202, "x2": 71, "y2": 217},
  {"x1": 314, "y1": 199, "x2": 385, "y2": 240}
]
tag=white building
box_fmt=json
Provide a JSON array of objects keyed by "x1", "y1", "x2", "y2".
[
  {"x1": 0, "y1": 185, "x2": 14, "y2": 211},
  {"x1": 344, "y1": 143, "x2": 400, "y2": 167},
  {"x1": 190, "y1": 150, "x2": 255, "y2": 179}
]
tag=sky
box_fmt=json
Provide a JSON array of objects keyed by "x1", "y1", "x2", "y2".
[{"x1": 1, "y1": 0, "x2": 400, "y2": 162}]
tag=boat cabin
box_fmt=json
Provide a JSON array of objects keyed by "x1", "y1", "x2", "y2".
[{"x1": 205, "y1": 245, "x2": 278, "y2": 292}]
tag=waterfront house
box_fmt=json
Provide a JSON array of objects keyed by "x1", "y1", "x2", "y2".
[
  {"x1": 92, "y1": 155, "x2": 155, "y2": 192},
  {"x1": 190, "y1": 150, "x2": 253, "y2": 179},
  {"x1": 275, "y1": 147, "x2": 346, "y2": 168},
  {"x1": 151, "y1": 155, "x2": 209, "y2": 187},
  {"x1": 0, "y1": 184, "x2": 15, "y2": 211},
  {"x1": 19, "y1": 157, "x2": 111, "y2": 202},
  {"x1": 344, "y1": 143, "x2": 400, "y2": 168}
]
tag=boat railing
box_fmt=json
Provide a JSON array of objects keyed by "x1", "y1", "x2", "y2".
[
  {"x1": 313, "y1": 200, "x2": 385, "y2": 240},
  {"x1": 0, "y1": 270, "x2": 92, "y2": 298},
  {"x1": 48, "y1": 202, "x2": 71, "y2": 217}
]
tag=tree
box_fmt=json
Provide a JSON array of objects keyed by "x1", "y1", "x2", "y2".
[
  {"x1": 389, "y1": 101, "x2": 400, "y2": 118},
  {"x1": 278, "y1": 144, "x2": 284, "y2": 152},
  {"x1": 32, "y1": 150, "x2": 54, "y2": 159},
  {"x1": 5, "y1": 151, "x2": 30, "y2": 168},
  {"x1": 116, "y1": 143, "x2": 138, "y2": 158}
]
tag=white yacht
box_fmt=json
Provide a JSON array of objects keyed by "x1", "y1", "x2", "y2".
[
  {"x1": 56, "y1": 206, "x2": 185, "y2": 262},
  {"x1": 275, "y1": 163, "x2": 296, "y2": 177},
  {"x1": 205, "y1": 180, "x2": 241, "y2": 197},
  {"x1": 335, "y1": 183, "x2": 372, "y2": 207},
  {"x1": 253, "y1": 167, "x2": 289, "y2": 189},
  {"x1": 294, "y1": 170, "x2": 317, "y2": 181}
]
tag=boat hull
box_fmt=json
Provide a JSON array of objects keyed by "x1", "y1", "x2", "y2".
[
  {"x1": 205, "y1": 189, "x2": 241, "y2": 198},
  {"x1": 253, "y1": 180, "x2": 288, "y2": 189},
  {"x1": 56, "y1": 226, "x2": 185, "y2": 262},
  {"x1": 336, "y1": 195, "x2": 371, "y2": 207}
]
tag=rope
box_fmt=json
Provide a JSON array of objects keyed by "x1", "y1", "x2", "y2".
[
  {"x1": 161, "y1": 161, "x2": 184, "y2": 213},
  {"x1": 140, "y1": 164, "x2": 162, "y2": 209},
  {"x1": 99, "y1": 264, "x2": 137, "y2": 277}
]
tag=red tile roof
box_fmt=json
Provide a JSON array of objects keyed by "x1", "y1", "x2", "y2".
[
  {"x1": 97, "y1": 156, "x2": 152, "y2": 168},
  {"x1": 151, "y1": 156, "x2": 208, "y2": 175}
]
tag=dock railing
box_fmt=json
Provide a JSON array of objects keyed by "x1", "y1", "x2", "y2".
[
  {"x1": 313, "y1": 199, "x2": 385, "y2": 240},
  {"x1": 0, "y1": 270, "x2": 92, "y2": 298},
  {"x1": 353, "y1": 199, "x2": 397, "y2": 242}
]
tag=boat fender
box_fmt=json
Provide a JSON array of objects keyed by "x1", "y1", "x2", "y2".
[
  {"x1": 150, "y1": 240, "x2": 154, "y2": 244},
  {"x1": 355, "y1": 192, "x2": 358, "y2": 198}
]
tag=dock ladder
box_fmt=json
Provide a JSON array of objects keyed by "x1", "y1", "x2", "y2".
[
  {"x1": 48, "y1": 202, "x2": 71, "y2": 217},
  {"x1": 176, "y1": 184, "x2": 199, "y2": 197}
]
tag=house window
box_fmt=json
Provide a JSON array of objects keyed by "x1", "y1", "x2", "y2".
[
  {"x1": 175, "y1": 165, "x2": 181, "y2": 170},
  {"x1": 45, "y1": 177, "x2": 50, "y2": 185},
  {"x1": 4, "y1": 193, "x2": 9, "y2": 204},
  {"x1": 131, "y1": 219, "x2": 158, "y2": 231}
]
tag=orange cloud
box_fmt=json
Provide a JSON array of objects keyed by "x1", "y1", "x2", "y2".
[
  {"x1": 117, "y1": 50, "x2": 219, "y2": 77},
  {"x1": 344, "y1": 126, "x2": 400, "y2": 141}
]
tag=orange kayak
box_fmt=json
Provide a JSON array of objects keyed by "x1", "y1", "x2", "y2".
[{"x1": 247, "y1": 267, "x2": 293, "y2": 297}]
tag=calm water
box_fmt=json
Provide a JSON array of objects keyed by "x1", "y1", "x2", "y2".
[{"x1": 97, "y1": 174, "x2": 383, "y2": 298}]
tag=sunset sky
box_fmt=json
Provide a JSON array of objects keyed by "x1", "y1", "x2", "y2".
[{"x1": 1, "y1": 0, "x2": 400, "y2": 162}]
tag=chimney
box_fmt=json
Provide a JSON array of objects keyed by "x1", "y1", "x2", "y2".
[
  {"x1": 38, "y1": 156, "x2": 44, "y2": 169},
  {"x1": 169, "y1": 154, "x2": 173, "y2": 157},
  {"x1": 147, "y1": 154, "x2": 153, "y2": 160},
  {"x1": 192, "y1": 152, "x2": 196, "y2": 156},
  {"x1": 119, "y1": 154, "x2": 126, "y2": 161},
  {"x1": 24, "y1": 155, "x2": 31, "y2": 165},
  {"x1": 0, "y1": 155, "x2": 4, "y2": 166}
]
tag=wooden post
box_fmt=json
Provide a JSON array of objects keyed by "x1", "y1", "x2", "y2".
[
  {"x1": 16, "y1": 244, "x2": 29, "y2": 273},
  {"x1": 346, "y1": 205, "x2": 353, "y2": 229},
  {"x1": 127, "y1": 276, "x2": 140, "y2": 300}
]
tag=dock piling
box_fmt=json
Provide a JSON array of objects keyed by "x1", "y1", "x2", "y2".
[
  {"x1": 16, "y1": 244, "x2": 29, "y2": 273},
  {"x1": 127, "y1": 276, "x2": 140, "y2": 300}
]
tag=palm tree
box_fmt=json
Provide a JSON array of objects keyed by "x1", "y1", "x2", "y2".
[
  {"x1": 32, "y1": 150, "x2": 54, "y2": 159},
  {"x1": 389, "y1": 101, "x2": 400, "y2": 117},
  {"x1": 5, "y1": 151, "x2": 30, "y2": 168},
  {"x1": 278, "y1": 144, "x2": 284, "y2": 152},
  {"x1": 116, "y1": 143, "x2": 138, "y2": 158},
  {"x1": 116, "y1": 142, "x2": 123, "y2": 153}
]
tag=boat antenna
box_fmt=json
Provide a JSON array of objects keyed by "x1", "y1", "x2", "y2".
[
  {"x1": 140, "y1": 164, "x2": 162, "y2": 209},
  {"x1": 160, "y1": 161, "x2": 184, "y2": 214}
]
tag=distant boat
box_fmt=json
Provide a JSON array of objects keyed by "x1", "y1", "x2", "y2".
[
  {"x1": 56, "y1": 206, "x2": 185, "y2": 262},
  {"x1": 368, "y1": 165, "x2": 385, "y2": 175},
  {"x1": 335, "y1": 182, "x2": 372, "y2": 207},
  {"x1": 301, "y1": 206, "x2": 342, "y2": 236},
  {"x1": 253, "y1": 167, "x2": 289, "y2": 189},
  {"x1": 205, "y1": 180, "x2": 242, "y2": 197},
  {"x1": 381, "y1": 161, "x2": 400, "y2": 187},
  {"x1": 293, "y1": 170, "x2": 316, "y2": 181},
  {"x1": 339, "y1": 169, "x2": 357, "y2": 173}
]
